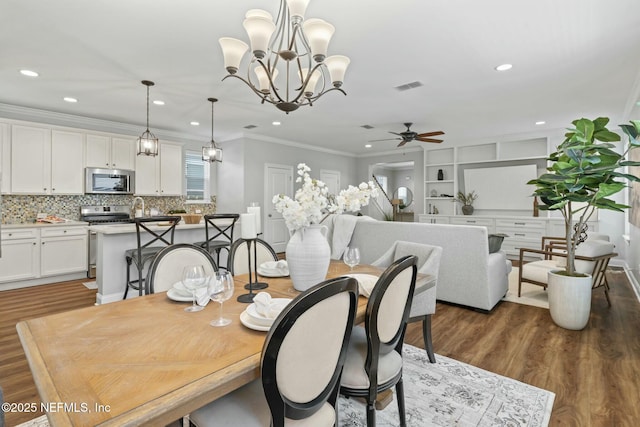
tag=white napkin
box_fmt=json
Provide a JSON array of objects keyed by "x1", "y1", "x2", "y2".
[
  {"x1": 260, "y1": 260, "x2": 289, "y2": 274},
  {"x1": 253, "y1": 292, "x2": 273, "y2": 317},
  {"x1": 252, "y1": 292, "x2": 288, "y2": 319},
  {"x1": 344, "y1": 274, "x2": 378, "y2": 298},
  {"x1": 196, "y1": 287, "x2": 210, "y2": 306}
]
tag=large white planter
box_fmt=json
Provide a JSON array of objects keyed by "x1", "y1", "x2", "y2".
[
  {"x1": 547, "y1": 270, "x2": 592, "y2": 330},
  {"x1": 285, "y1": 225, "x2": 331, "y2": 292}
]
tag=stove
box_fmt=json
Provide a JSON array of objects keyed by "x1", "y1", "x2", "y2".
[
  {"x1": 81, "y1": 205, "x2": 133, "y2": 278},
  {"x1": 80, "y1": 205, "x2": 133, "y2": 225}
]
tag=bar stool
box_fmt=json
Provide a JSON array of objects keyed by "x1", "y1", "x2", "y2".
[
  {"x1": 194, "y1": 213, "x2": 240, "y2": 269},
  {"x1": 123, "y1": 216, "x2": 181, "y2": 299}
]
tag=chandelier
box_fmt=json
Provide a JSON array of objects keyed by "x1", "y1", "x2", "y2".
[
  {"x1": 218, "y1": 0, "x2": 350, "y2": 113},
  {"x1": 202, "y1": 97, "x2": 223, "y2": 163},
  {"x1": 137, "y1": 80, "x2": 159, "y2": 156}
]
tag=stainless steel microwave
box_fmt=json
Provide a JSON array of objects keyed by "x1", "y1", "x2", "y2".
[{"x1": 85, "y1": 167, "x2": 135, "y2": 195}]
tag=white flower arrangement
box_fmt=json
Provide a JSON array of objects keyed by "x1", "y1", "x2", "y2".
[{"x1": 272, "y1": 163, "x2": 379, "y2": 232}]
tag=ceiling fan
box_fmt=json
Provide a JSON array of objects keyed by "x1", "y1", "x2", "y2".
[{"x1": 370, "y1": 122, "x2": 444, "y2": 147}]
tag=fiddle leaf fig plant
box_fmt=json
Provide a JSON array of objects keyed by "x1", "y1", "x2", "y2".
[{"x1": 528, "y1": 117, "x2": 640, "y2": 276}]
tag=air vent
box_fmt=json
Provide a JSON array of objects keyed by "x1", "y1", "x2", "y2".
[
  {"x1": 361, "y1": 125, "x2": 374, "y2": 129},
  {"x1": 394, "y1": 81, "x2": 424, "y2": 91},
  {"x1": 244, "y1": 124, "x2": 257, "y2": 129}
]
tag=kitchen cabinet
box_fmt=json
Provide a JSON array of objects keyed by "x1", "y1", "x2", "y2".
[
  {"x1": 40, "y1": 226, "x2": 88, "y2": 276},
  {"x1": 0, "y1": 228, "x2": 40, "y2": 283},
  {"x1": 51, "y1": 130, "x2": 85, "y2": 194},
  {"x1": 0, "y1": 123, "x2": 9, "y2": 193},
  {"x1": 135, "y1": 142, "x2": 182, "y2": 196},
  {"x1": 10, "y1": 126, "x2": 84, "y2": 194},
  {"x1": 10, "y1": 125, "x2": 51, "y2": 194},
  {"x1": 86, "y1": 134, "x2": 135, "y2": 170}
]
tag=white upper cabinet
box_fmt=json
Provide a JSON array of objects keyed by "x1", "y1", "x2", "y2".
[
  {"x1": 135, "y1": 142, "x2": 182, "y2": 196},
  {"x1": 11, "y1": 125, "x2": 51, "y2": 194},
  {"x1": 110, "y1": 137, "x2": 135, "y2": 170},
  {"x1": 0, "y1": 123, "x2": 10, "y2": 193},
  {"x1": 11, "y1": 126, "x2": 85, "y2": 195},
  {"x1": 51, "y1": 130, "x2": 85, "y2": 194},
  {"x1": 86, "y1": 134, "x2": 135, "y2": 170}
]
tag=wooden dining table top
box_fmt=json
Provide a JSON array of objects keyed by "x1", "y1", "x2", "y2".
[{"x1": 17, "y1": 260, "x2": 434, "y2": 427}]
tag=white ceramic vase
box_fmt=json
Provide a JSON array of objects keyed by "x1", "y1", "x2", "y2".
[
  {"x1": 286, "y1": 225, "x2": 331, "y2": 292},
  {"x1": 548, "y1": 270, "x2": 592, "y2": 330}
]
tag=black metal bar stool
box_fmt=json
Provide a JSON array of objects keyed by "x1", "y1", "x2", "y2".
[
  {"x1": 123, "y1": 216, "x2": 181, "y2": 299},
  {"x1": 194, "y1": 213, "x2": 240, "y2": 269}
]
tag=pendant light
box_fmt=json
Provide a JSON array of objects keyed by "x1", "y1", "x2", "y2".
[
  {"x1": 137, "y1": 80, "x2": 159, "y2": 156},
  {"x1": 202, "y1": 97, "x2": 223, "y2": 163}
]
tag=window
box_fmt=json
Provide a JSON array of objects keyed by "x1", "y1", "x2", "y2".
[{"x1": 185, "y1": 151, "x2": 211, "y2": 202}]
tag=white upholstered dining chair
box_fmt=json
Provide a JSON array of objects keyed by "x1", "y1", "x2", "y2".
[
  {"x1": 189, "y1": 276, "x2": 359, "y2": 427},
  {"x1": 227, "y1": 238, "x2": 278, "y2": 275},
  {"x1": 371, "y1": 241, "x2": 442, "y2": 362},
  {"x1": 340, "y1": 255, "x2": 418, "y2": 427},
  {"x1": 145, "y1": 243, "x2": 217, "y2": 294}
]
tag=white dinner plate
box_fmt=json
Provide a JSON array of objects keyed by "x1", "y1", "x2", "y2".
[
  {"x1": 240, "y1": 310, "x2": 271, "y2": 331},
  {"x1": 257, "y1": 267, "x2": 289, "y2": 278},
  {"x1": 166, "y1": 288, "x2": 193, "y2": 302},
  {"x1": 246, "y1": 298, "x2": 292, "y2": 326},
  {"x1": 171, "y1": 281, "x2": 192, "y2": 297}
]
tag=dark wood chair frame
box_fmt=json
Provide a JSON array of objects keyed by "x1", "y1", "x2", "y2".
[
  {"x1": 518, "y1": 236, "x2": 617, "y2": 306},
  {"x1": 340, "y1": 255, "x2": 417, "y2": 427},
  {"x1": 196, "y1": 213, "x2": 240, "y2": 269},
  {"x1": 145, "y1": 243, "x2": 218, "y2": 294},
  {"x1": 262, "y1": 276, "x2": 359, "y2": 426},
  {"x1": 123, "y1": 216, "x2": 181, "y2": 299}
]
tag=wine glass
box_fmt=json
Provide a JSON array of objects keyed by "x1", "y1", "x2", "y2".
[
  {"x1": 344, "y1": 247, "x2": 360, "y2": 272},
  {"x1": 209, "y1": 271, "x2": 235, "y2": 327},
  {"x1": 182, "y1": 265, "x2": 207, "y2": 313}
]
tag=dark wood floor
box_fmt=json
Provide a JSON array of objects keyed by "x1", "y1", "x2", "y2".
[{"x1": 2, "y1": 269, "x2": 639, "y2": 426}]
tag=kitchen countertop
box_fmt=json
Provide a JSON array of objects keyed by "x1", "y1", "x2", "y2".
[
  {"x1": 1, "y1": 220, "x2": 89, "y2": 229},
  {"x1": 90, "y1": 221, "x2": 207, "y2": 235}
]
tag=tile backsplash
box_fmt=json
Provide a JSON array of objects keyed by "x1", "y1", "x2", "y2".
[{"x1": 1, "y1": 195, "x2": 216, "y2": 224}]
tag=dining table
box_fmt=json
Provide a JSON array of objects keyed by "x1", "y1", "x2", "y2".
[{"x1": 16, "y1": 260, "x2": 434, "y2": 427}]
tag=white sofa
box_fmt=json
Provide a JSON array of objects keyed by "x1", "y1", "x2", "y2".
[{"x1": 328, "y1": 218, "x2": 512, "y2": 312}]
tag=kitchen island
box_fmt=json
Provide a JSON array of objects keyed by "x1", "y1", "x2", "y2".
[{"x1": 92, "y1": 221, "x2": 211, "y2": 304}]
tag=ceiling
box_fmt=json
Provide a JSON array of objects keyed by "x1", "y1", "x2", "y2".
[{"x1": 2, "y1": 0, "x2": 640, "y2": 155}]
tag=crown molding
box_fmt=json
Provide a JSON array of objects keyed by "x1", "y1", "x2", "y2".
[
  {"x1": 357, "y1": 145, "x2": 423, "y2": 158},
  {"x1": 0, "y1": 102, "x2": 205, "y2": 144},
  {"x1": 242, "y1": 133, "x2": 357, "y2": 157}
]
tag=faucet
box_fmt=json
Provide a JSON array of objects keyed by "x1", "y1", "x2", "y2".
[{"x1": 131, "y1": 197, "x2": 145, "y2": 218}]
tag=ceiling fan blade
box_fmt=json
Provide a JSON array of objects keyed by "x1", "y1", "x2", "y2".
[
  {"x1": 417, "y1": 131, "x2": 445, "y2": 137},
  {"x1": 369, "y1": 138, "x2": 401, "y2": 142},
  {"x1": 415, "y1": 137, "x2": 443, "y2": 143},
  {"x1": 397, "y1": 140, "x2": 409, "y2": 147},
  {"x1": 389, "y1": 131, "x2": 403, "y2": 136}
]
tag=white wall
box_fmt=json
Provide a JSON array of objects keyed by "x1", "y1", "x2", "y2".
[{"x1": 216, "y1": 136, "x2": 358, "y2": 215}]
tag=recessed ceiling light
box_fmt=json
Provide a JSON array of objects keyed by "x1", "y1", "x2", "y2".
[
  {"x1": 63, "y1": 97, "x2": 78, "y2": 103},
  {"x1": 272, "y1": 121, "x2": 281, "y2": 126},
  {"x1": 153, "y1": 100, "x2": 165, "y2": 105},
  {"x1": 535, "y1": 121, "x2": 546, "y2": 125},
  {"x1": 365, "y1": 144, "x2": 372, "y2": 148},
  {"x1": 495, "y1": 64, "x2": 513, "y2": 71},
  {"x1": 20, "y1": 69, "x2": 39, "y2": 77},
  {"x1": 190, "y1": 121, "x2": 200, "y2": 126}
]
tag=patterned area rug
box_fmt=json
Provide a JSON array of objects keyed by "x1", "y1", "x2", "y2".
[
  {"x1": 502, "y1": 267, "x2": 549, "y2": 309},
  {"x1": 17, "y1": 345, "x2": 554, "y2": 427},
  {"x1": 338, "y1": 344, "x2": 554, "y2": 427}
]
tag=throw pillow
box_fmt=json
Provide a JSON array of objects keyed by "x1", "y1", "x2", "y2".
[{"x1": 488, "y1": 234, "x2": 508, "y2": 253}]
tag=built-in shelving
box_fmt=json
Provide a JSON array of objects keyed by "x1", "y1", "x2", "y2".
[{"x1": 423, "y1": 138, "x2": 549, "y2": 217}]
